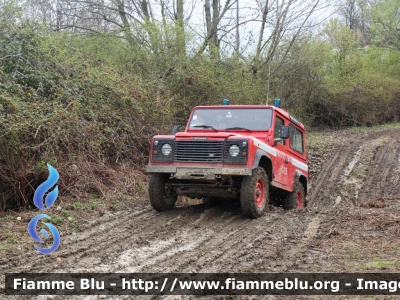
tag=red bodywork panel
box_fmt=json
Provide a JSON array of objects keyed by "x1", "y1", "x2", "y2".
[{"x1": 148, "y1": 105, "x2": 308, "y2": 193}]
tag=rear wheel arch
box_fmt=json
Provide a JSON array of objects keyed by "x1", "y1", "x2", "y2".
[
  {"x1": 299, "y1": 175, "x2": 308, "y2": 196},
  {"x1": 294, "y1": 170, "x2": 308, "y2": 195},
  {"x1": 283, "y1": 178, "x2": 305, "y2": 210}
]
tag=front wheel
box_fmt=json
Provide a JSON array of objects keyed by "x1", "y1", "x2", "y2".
[
  {"x1": 240, "y1": 167, "x2": 269, "y2": 218},
  {"x1": 149, "y1": 174, "x2": 177, "y2": 211},
  {"x1": 283, "y1": 179, "x2": 305, "y2": 210}
]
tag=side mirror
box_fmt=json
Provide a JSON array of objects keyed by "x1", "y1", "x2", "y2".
[
  {"x1": 280, "y1": 126, "x2": 289, "y2": 139},
  {"x1": 172, "y1": 125, "x2": 180, "y2": 135}
]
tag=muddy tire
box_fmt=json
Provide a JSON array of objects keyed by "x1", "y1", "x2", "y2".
[
  {"x1": 283, "y1": 179, "x2": 305, "y2": 210},
  {"x1": 240, "y1": 167, "x2": 269, "y2": 218},
  {"x1": 149, "y1": 174, "x2": 177, "y2": 211}
]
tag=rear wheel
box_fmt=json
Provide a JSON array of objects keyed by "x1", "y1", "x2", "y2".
[
  {"x1": 149, "y1": 174, "x2": 177, "y2": 211},
  {"x1": 283, "y1": 179, "x2": 305, "y2": 210},
  {"x1": 240, "y1": 167, "x2": 269, "y2": 218}
]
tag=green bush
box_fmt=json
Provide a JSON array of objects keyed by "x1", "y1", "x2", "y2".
[
  {"x1": 0, "y1": 15, "x2": 399, "y2": 211},
  {"x1": 0, "y1": 24, "x2": 176, "y2": 210}
]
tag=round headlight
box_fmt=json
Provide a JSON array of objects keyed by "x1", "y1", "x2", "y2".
[
  {"x1": 161, "y1": 143, "x2": 172, "y2": 156},
  {"x1": 229, "y1": 145, "x2": 240, "y2": 157}
]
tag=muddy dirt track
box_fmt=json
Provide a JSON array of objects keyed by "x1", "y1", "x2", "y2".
[{"x1": 1, "y1": 127, "x2": 400, "y2": 299}]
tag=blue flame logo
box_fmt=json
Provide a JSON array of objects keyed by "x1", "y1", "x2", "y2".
[{"x1": 28, "y1": 164, "x2": 61, "y2": 254}]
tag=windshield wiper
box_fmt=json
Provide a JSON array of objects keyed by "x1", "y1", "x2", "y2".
[
  {"x1": 225, "y1": 127, "x2": 252, "y2": 132},
  {"x1": 192, "y1": 125, "x2": 218, "y2": 131}
]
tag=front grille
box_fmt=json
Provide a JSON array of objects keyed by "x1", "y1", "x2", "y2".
[{"x1": 175, "y1": 141, "x2": 224, "y2": 162}]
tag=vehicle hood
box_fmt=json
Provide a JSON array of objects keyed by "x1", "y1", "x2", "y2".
[{"x1": 174, "y1": 132, "x2": 245, "y2": 139}]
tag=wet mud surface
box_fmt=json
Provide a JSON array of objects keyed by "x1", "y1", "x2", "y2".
[{"x1": 1, "y1": 127, "x2": 400, "y2": 299}]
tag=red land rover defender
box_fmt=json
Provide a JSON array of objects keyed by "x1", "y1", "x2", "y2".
[{"x1": 146, "y1": 102, "x2": 308, "y2": 218}]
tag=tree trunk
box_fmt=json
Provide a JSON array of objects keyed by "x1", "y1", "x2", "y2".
[
  {"x1": 175, "y1": 0, "x2": 186, "y2": 57},
  {"x1": 115, "y1": 0, "x2": 135, "y2": 46}
]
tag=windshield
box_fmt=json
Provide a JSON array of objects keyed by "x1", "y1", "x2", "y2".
[{"x1": 188, "y1": 108, "x2": 272, "y2": 131}]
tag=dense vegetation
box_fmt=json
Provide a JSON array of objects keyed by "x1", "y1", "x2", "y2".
[{"x1": 0, "y1": 0, "x2": 399, "y2": 210}]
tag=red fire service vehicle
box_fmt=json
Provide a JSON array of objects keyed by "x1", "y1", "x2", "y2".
[{"x1": 146, "y1": 100, "x2": 308, "y2": 218}]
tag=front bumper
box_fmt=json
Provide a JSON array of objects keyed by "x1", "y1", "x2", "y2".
[{"x1": 146, "y1": 166, "x2": 252, "y2": 180}]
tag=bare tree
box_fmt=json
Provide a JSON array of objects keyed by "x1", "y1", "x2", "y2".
[
  {"x1": 251, "y1": 0, "x2": 329, "y2": 74},
  {"x1": 340, "y1": 0, "x2": 359, "y2": 29},
  {"x1": 196, "y1": 0, "x2": 237, "y2": 59},
  {"x1": 17, "y1": 0, "x2": 329, "y2": 64},
  {"x1": 337, "y1": 0, "x2": 370, "y2": 45}
]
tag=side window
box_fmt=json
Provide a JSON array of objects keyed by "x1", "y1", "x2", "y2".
[
  {"x1": 289, "y1": 124, "x2": 304, "y2": 154},
  {"x1": 274, "y1": 116, "x2": 284, "y2": 140}
]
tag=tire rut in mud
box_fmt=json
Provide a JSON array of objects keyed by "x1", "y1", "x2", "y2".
[
  {"x1": 358, "y1": 139, "x2": 400, "y2": 201},
  {"x1": 2, "y1": 128, "x2": 400, "y2": 293},
  {"x1": 0, "y1": 203, "x2": 316, "y2": 275},
  {"x1": 0, "y1": 138, "x2": 365, "y2": 276},
  {"x1": 0, "y1": 208, "x2": 187, "y2": 273},
  {"x1": 307, "y1": 143, "x2": 360, "y2": 210}
]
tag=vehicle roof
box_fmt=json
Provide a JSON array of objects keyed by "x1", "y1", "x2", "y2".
[{"x1": 192, "y1": 105, "x2": 305, "y2": 129}]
